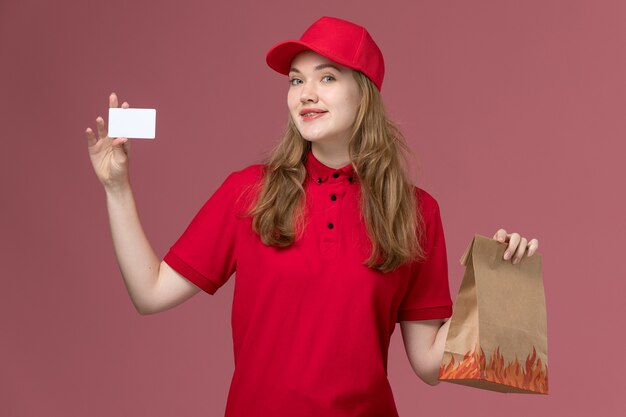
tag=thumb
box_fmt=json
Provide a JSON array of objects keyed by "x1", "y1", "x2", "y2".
[
  {"x1": 121, "y1": 137, "x2": 130, "y2": 156},
  {"x1": 112, "y1": 137, "x2": 129, "y2": 164}
]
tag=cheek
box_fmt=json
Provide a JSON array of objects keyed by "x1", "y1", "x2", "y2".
[
  {"x1": 350, "y1": 93, "x2": 362, "y2": 121},
  {"x1": 287, "y1": 91, "x2": 299, "y2": 111},
  {"x1": 340, "y1": 94, "x2": 360, "y2": 123}
]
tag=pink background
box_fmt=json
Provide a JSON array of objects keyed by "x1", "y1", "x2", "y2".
[{"x1": 1, "y1": 0, "x2": 624, "y2": 416}]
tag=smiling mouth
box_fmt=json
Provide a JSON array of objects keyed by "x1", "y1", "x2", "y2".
[{"x1": 301, "y1": 111, "x2": 328, "y2": 121}]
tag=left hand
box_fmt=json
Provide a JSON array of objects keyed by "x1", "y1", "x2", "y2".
[{"x1": 492, "y1": 229, "x2": 539, "y2": 265}]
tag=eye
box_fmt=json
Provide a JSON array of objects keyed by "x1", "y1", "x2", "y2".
[
  {"x1": 289, "y1": 78, "x2": 302, "y2": 86},
  {"x1": 322, "y1": 75, "x2": 335, "y2": 82}
]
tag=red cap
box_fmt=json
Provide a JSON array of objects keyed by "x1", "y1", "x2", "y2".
[{"x1": 266, "y1": 16, "x2": 385, "y2": 91}]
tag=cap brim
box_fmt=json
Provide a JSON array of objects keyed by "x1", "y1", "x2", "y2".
[
  {"x1": 266, "y1": 38, "x2": 382, "y2": 90},
  {"x1": 266, "y1": 40, "x2": 316, "y2": 75}
]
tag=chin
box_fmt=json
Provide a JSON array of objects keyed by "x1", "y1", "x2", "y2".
[
  {"x1": 297, "y1": 129, "x2": 324, "y2": 142},
  {"x1": 301, "y1": 134, "x2": 329, "y2": 143}
]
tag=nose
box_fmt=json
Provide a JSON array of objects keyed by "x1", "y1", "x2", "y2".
[{"x1": 300, "y1": 81, "x2": 318, "y2": 103}]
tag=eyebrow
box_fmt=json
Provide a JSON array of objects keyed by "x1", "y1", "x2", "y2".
[{"x1": 289, "y1": 64, "x2": 343, "y2": 74}]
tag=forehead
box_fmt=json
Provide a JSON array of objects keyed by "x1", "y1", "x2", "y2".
[{"x1": 289, "y1": 50, "x2": 349, "y2": 72}]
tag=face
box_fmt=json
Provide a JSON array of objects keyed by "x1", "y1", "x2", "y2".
[{"x1": 288, "y1": 50, "x2": 362, "y2": 145}]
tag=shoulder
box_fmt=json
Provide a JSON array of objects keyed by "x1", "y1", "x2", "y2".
[
  {"x1": 413, "y1": 185, "x2": 441, "y2": 217},
  {"x1": 221, "y1": 163, "x2": 265, "y2": 213},
  {"x1": 225, "y1": 163, "x2": 265, "y2": 185},
  {"x1": 218, "y1": 163, "x2": 265, "y2": 195}
]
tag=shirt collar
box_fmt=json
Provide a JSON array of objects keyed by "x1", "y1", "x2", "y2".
[{"x1": 304, "y1": 148, "x2": 356, "y2": 185}]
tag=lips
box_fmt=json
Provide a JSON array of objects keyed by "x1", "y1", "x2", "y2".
[
  {"x1": 300, "y1": 108, "x2": 327, "y2": 117},
  {"x1": 299, "y1": 108, "x2": 328, "y2": 122}
]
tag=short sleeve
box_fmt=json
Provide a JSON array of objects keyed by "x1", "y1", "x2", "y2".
[
  {"x1": 397, "y1": 191, "x2": 453, "y2": 321},
  {"x1": 163, "y1": 171, "x2": 242, "y2": 295}
]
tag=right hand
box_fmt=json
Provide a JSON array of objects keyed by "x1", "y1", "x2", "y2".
[{"x1": 85, "y1": 92, "x2": 131, "y2": 190}]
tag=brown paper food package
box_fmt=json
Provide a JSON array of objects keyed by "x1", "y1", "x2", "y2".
[{"x1": 437, "y1": 234, "x2": 548, "y2": 394}]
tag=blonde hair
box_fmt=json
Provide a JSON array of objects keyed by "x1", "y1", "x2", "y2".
[{"x1": 245, "y1": 71, "x2": 426, "y2": 273}]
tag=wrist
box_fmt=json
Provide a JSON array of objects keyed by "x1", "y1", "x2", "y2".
[{"x1": 104, "y1": 181, "x2": 133, "y2": 199}]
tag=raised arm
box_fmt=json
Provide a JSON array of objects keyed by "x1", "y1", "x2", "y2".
[{"x1": 86, "y1": 92, "x2": 200, "y2": 314}]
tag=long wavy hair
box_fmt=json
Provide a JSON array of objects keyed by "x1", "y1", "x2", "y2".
[{"x1": 244, "y1": 70, "x2": 427, "y2": 273}]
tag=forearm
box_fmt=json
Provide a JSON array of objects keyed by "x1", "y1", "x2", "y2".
[
  {"x1": 426, "y1": 318, "x2": 451, "y2": 385},
  {"x1": 105, "y1": 185, "x2": 160, "y2": 313}
]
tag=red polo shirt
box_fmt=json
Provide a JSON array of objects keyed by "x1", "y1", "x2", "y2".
[{"x1": 163, "y1": 149, "x2": 453, "y2": 417}]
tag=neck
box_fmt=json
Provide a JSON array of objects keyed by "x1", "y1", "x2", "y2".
[{"x1": 311, "y1": 142, "x2": 351, "y2": 169}]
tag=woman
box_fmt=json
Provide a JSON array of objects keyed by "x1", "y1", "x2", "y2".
[{"x1": 85, "y1": 16, "x2": 539, "y2": 417}]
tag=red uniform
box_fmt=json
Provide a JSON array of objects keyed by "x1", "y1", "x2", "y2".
[{"x1": 163, "y1": 149, "x2": 453, "y2": 416}]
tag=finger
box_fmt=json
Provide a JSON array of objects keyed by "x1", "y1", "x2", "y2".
[
  {"x1": 112, "y1": 137, "x2": 128, "y2": 155},
  {"x1": 110, "y1": 92, "x2": 118, "y2": 108},
  {"x1": 503, "y1": 232, "x2": 520, "y2": 260},
  {"x1": 493, "y1": 229, "x2": 507, "y2": 243},
  {"x1": 527, "y1": 238, "x2": 539, "y2": 256},
  {"x1": 96, "y1": 116, "x2": 108, "y2": 140},
  {"x1": 122, "y1": 136, "x2": 130, "y2": 155},
  {"x1": 112, "y1": 138, "x2": 129, "y2": 165},
  {"x1": 120, "y1": 101, "x2": 130, "y2": 153},
  {"x1": 86, "y1": 127, "x2": 97, "y2": 147},
  {"x1": 512, "y1": 237, "x2": 528, "y2": 264}
]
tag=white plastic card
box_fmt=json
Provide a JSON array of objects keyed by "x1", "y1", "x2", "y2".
[{"x1": 108, "y1": 108, "x2": 156, "y2": 139}]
